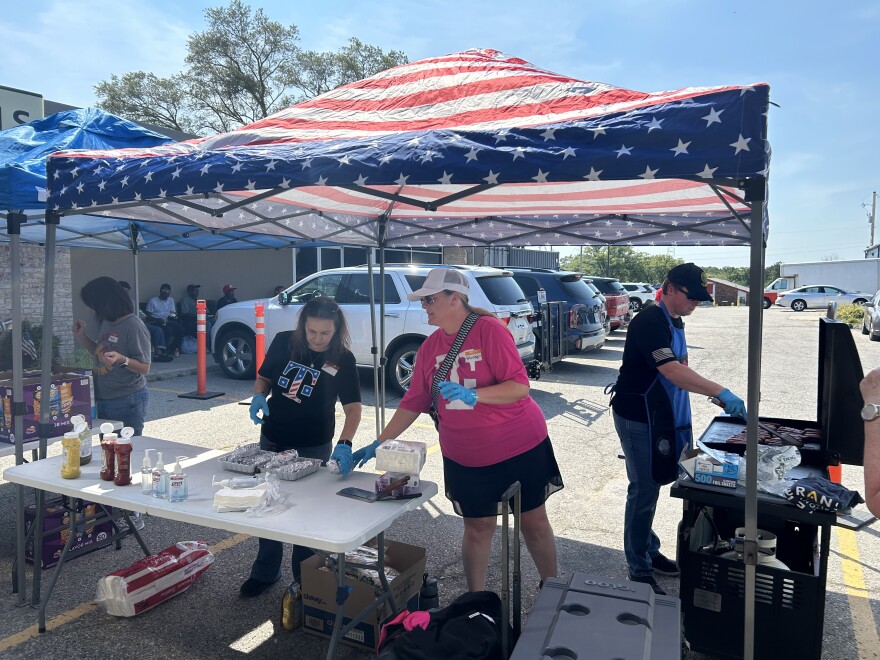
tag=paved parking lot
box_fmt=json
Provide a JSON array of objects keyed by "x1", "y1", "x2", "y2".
[{"x1": 0, "y1": 306, "x2": 878, "y2": 659}]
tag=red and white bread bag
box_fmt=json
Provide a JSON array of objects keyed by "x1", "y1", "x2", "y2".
[{"x1": 95, "y1": 541, "x2": 214, "y2": 617}]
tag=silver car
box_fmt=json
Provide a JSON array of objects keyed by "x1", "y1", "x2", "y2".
[
  {"x1": 775, "y1": 284, "x2": 871, "y2": 311},
  {"x1": 862, "y1": 290, "x2": 880, "y2": 340}
]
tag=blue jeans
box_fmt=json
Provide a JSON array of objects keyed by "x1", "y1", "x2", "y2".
[
  {"x1": 613, "y1": 411, "x2": 661, "y2": 578},
  {"x1": 97, "y1": 387, "x2": 149, "y2": 436},
  {"x1": 249, "y1": 440, "x2": 332, "y2": 584}
]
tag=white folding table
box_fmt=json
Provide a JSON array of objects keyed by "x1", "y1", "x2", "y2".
[{"x1": 4, "y1": 437, "x2": 438, "y2": 659}]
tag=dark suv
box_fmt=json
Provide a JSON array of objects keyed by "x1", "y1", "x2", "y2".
[{"x1": 508, "y1": 268, "x2": 607, "y2": 358}]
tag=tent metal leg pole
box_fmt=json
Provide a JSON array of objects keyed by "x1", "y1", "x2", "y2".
[
  {"x1": 743, "y1": 178, "x2": 766, "y2": 660},
  {"x1": 379, "y1": 244, "x2": 387, "y2": 427},
  {"x1": 366, "y1": 251, "x2": 381, "y2": 437},
  {"x1": 8, "y1": 214, "x2": 27, "y2": 603}
]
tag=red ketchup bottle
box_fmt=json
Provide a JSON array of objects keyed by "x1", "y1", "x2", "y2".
[
  {"x1": 100, "y1": 433, "x2": 117, "y2": 481},
  {"x1": 114, "y1": 436, "x2": 133, "y2": 486}
]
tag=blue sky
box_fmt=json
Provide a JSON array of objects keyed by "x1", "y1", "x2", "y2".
[{"x1": 2, "y1": 0, "x2": 877, "y2": 267}]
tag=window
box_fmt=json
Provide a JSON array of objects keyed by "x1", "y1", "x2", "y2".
[
  {"x1": 288, "y1": 274, "x2": 344, "y2": 302},
  {"x1": 559, "y1": 276, "x2": 597, "y2": 300},
  {"x1": 337, "y1": 274, "x2": 401, "y2": 304},
  {"x1": 803, "y1": 287, "x2": 821, "y2": 294},
  {"x1": 512, "y1": 275, "x2": 540, "y2": 297},
  {"x1": 476, "y1": 275, "x2": 529, "y2": 305}
]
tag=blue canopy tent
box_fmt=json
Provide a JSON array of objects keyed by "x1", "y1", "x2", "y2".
[{"x1": 42, "y1": 49, "x2": 771, "y2": 656}]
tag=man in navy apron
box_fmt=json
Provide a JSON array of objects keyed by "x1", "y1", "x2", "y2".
[{"x1": 609, "y1": 263, "x2": 746, "y2": 594}]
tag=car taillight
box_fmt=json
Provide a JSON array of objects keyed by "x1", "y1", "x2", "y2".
[
  {"x1": 526, "y1": 314, "x2": 537, "y2": 324},
  {"x1": 498, "y1": 312, "x2": 512, "y2": 326}
]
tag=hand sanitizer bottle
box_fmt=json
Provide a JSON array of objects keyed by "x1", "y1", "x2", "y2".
[
  {"x1": 152, "y1": 452, "x2": 169, "y2": 498},
  {"x1": 141, "y1": 449, "x2": 155, "y2": 495},
  {"x1": 168, "y1": 457, "x2": 188, "y2": 503}
]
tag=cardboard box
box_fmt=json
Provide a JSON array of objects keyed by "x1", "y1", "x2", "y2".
[
  {"x1": 0, "y1": 368, "x2": 93, "y2": 444},
  {"x1": 302, "y1": 540, "x2": 426, "y2": 652},
  {"x1": 25, "y1": 497, "x2": 114, "y2": 569},
  {"x1": 679, "y1": 441, "x2": 741, "y2": 489}
]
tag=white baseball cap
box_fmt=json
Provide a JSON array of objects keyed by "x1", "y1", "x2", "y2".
[{"x1": 406, "y1": 268, "x2": 470, "y2": 301}]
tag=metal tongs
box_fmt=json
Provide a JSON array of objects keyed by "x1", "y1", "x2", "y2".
[{"x1": 708, "y1": 397, "x2": 802, "y2": 447}]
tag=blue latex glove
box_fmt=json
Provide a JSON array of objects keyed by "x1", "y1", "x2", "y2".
[
  {"x1": 330, "y1": 444, "x2": 354, "y2": 475},
  {"x1": 438, "y1": 381, "x2": 478, "y2": 407},
  {"x1": 352, "y1": 439, "x2": 382, "y2": 468},
  {"x1": 717, "y1": 388, "x2": 747, "y2": 419},
  {"x1": 249, "y1": 393, "x2": 270, "y2": 425}
]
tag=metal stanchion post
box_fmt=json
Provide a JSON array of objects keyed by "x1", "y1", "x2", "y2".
[{"x1": 179, "y1": 299, "x2": 223, "y2": 400}]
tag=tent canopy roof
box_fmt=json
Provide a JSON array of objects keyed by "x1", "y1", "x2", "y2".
[
  {"x1": 45, "y1": 49, "x2": 770, "y2": 249},
  {"x1": 1, "y1": 108, "x2": 171, "y2": 211}
]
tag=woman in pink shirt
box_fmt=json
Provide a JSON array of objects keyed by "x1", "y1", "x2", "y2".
[{"x1": 350, "y1": 268, "x2": 563, "y2": 591}]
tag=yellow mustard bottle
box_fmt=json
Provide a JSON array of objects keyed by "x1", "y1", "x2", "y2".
[{"x1": 61, "y1": 430, "x2": 81, "y2": 479}]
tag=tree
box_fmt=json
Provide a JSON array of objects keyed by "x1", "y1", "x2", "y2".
[{"x1": 94, "y1": 1, "x2": 408, "y2": 135}]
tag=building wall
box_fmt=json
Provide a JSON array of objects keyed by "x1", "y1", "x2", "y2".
[
  {"x1": 0, "y1": 244, "x2": 74, "y2": 357},
  {"x1": 712, "y1": 282, "x2": 749, "y2": 306}
]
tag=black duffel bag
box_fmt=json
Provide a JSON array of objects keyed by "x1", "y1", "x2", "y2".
[{"x1": 377, "y1": 591, "x2": 504, "y2": 660}]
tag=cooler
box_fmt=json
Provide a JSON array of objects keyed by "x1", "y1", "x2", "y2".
[
  {"x1": 672, "y1": 317, "x2": 865, "y2": 660},
  {"x1": 510, "y1": 572, "x2": 681, "y2": 659}
]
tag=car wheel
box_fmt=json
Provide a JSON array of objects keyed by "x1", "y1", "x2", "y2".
[
  {"x1": 387, "y1": 341, "x2": 422, "y2": 397},
  {"x1": 217, "y1": 329, "x2": 255, "y2": 379},
  {"x1": 791, "y1": 299, "x2": 807, "y2": 312},
  {"x1": 863, "y1": 317, "x2": 870, "y2": 335},
  {"x1": 853, "y1": 298, "x2": 868, "y2": 306},
  {"x1": 871, "y1": 320, "x2": 880, "y2": 342},
  {"x1": 629, "y1": 298, "x2": 642, "y2": 313},
  {"x1": 762, "y1": 297, "x2": 772, "y2": 310}
]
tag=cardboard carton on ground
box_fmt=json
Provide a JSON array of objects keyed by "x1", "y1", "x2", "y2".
[
  {"x1": 25, "y1": 497, "x2": 114, "y2": 569},
  {"x1": 679, "y1": 440, "x2": 740, "y2": 489},
  {"x1": 0, "y1": 368, "x2": 93, "y2": 444},
  {"x1": 301, "y1": 540, "x2": 426, "y2": 652}
]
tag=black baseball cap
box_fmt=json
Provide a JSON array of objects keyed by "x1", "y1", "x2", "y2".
[
  {"x1": 160, "y1": 283, "x2": 171, "y2": 292},
  {"x1": 666, "y1": 263, "x2": 713, "y2": 302}
]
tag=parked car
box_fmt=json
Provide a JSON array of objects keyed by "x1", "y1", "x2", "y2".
[
  {"x1": 862, "y1": 290, "x2": 880, "y2": 341},
  {"x1": 210, "y1": 264, "x2": 535, "y2": 395},
  {"x1": 585, "y1": 276, "x2": 631, "y2": 331},
  {"x1": 774, "y1": 285, "x2": 871, "y2": 311},
  {"x1": 507, "y1": 268, "x2": 607, "y2": 359},
  {"x1": 620, "y1": 282, "x2": 656, "y2": 313}
]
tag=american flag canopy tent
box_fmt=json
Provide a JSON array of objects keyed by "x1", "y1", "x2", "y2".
[{"x1": 45, "y1": 48, "x2": 770, "y2": 248}]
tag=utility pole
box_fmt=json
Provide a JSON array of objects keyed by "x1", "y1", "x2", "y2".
[{"x1": 871, "y1": 191, "x2": 877, "y2": 248}]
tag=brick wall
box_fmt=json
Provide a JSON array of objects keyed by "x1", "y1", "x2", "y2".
[{"x1": 0, "y1": 244, "x2": 74, "y2": 358}]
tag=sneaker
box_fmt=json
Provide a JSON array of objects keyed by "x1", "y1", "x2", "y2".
[
  {"x1": 651, "y1": 553, "x2": 680, "y2": 576},
  {"x1": 239, "y1": 577, "x2": 276, "y2": 598},
  {"x1": 630, "y1": 574, "x2": 666, "y2": 595}
]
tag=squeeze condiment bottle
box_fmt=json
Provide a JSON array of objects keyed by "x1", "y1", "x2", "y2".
[
  {"x1": 60, "y1": 431, "x2": 81, "y2": 479},
  {"x1": 100, "y1": 432, "x2": 118, "y2": 481},
  {"x1": 70, "y1": 415, "x2": 93, "y2": 465},
  {"x1": 99, "y1": 421, "x2": 115, "y2": 440},
  {"x1": 113, "y1": 429, "x2": 134, "y2": 486}
]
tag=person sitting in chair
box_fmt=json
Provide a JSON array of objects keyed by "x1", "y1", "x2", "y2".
[{"x1": 145, "y1": 283, "x2": 184, "y2": 356}]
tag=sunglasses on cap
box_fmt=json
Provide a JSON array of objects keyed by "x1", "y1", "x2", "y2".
[{"x1": 675, "y1": 286, "x2": 701, "y2": 302}]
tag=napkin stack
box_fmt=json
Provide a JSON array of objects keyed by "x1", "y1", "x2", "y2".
[{"x1": 213, "y1": 483, "x2": 270, "y2": 511}]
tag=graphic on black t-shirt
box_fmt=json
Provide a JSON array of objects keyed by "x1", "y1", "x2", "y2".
[{"x1": 278, "y1": 361, "x2": 321, "y2": 403}]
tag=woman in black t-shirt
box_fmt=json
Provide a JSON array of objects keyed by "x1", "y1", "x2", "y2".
[{"x1": 240, "y1": 296, "x2": 362, "y2": 598}]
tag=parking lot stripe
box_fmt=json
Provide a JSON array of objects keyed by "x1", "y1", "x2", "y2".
[
  {"x1": 0, "y1": 533, "x2": 252, "y2": 654},
  {"x1": 838, "y1": 527, "x2": 880, "y2": 658}
]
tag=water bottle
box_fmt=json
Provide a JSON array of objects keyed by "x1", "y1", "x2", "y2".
[
  {"x1": 280, "y1": 580, "x2": 303, "y2": 630},
  {"x1": 419, "y1": 573, "x2": 439, "y2": 610}
]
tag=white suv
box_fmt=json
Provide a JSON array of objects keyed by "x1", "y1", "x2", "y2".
[
  {"x1": 211, "y1": 264, "x2": 536, "y2": 395},
  {"x1": 621, "y1": 282, "x2": 656, "y2": 313}
]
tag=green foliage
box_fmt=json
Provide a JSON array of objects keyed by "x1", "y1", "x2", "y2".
[
  {"x1": 94, "y1": 0, "x2": 408, "y2": 135},
  {"x1": 836, "y1": 303, "x2": 865, "y2": 328},
  {"x1": 0, "y1": 321, "x2": 61, "y2": 371},
  {"x1": 560, "y1": 249, "x2": 782, "y2": 288}
]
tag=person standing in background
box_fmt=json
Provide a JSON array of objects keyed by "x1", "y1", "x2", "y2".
[
  {"x1": 859, "y1": 368, "x2": 880, "y2": 517},
  {"x1": 72, "y1": 277, "x2": 152, "y2": 435}
]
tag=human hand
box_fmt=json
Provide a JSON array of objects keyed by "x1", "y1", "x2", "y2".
[
  {"x1": 860, "y1": 368, "x2": 880, "y2": 403},
  {"x1": 249, "y1": 393, "x2": 269, "y2": 425},
  {"x1": 438, "y1": 381, "x2": 478, "y2": 407},
  {"x1": 717, "y1": 388, "x2": 747, "y2": 419},
  {"x1": 352, "y1": 439, "x2": 382, "y2": 468},
  {"x1": 101, "y1": 350, "x2": 120, "y2": 368},
  {"x1": 330, "y1": 444, "x2": 354, "y2": 475}
]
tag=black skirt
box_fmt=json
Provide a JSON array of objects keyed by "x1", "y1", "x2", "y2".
[{"x1": 442, "y1": 437, "x2": 564, "y2": 518}]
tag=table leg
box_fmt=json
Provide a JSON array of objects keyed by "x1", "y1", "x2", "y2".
[
  {"x1": 115, "y1": 509, "x2": 152, "y2": 556},
  {"x1": 326, "y1": 553, "x2": 348, "y2": 660},
  {"x1": 31, "y1": 489, "x2": 45, "y2": 607},
  {"x1": 375, "y1": 532, "x2": 398, "y2": 615},
  {"x1": 37, "y1": 496, "x2": 80, "y2": 632},
  {"x1": 13, "y1": 484, "x2": 26, "y2": 602}
]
